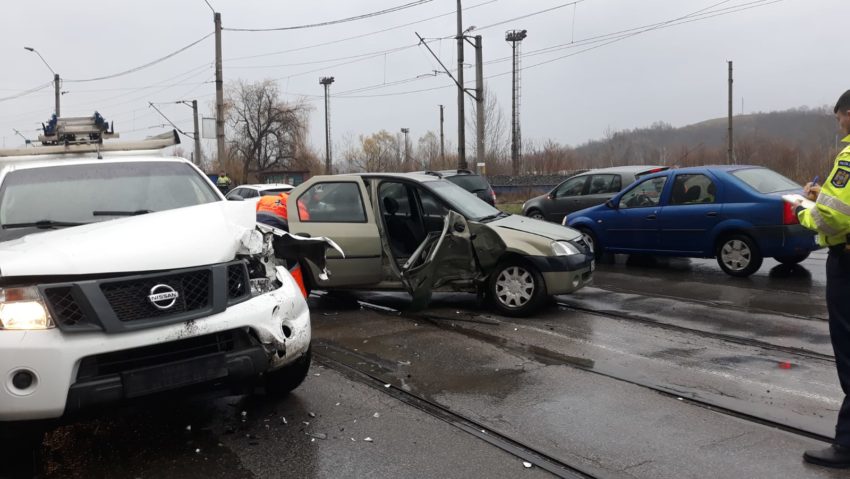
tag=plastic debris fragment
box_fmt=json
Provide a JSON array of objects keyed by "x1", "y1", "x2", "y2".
[
  {"x1": 308, "y1": 412, "x2": 316, "y2": 418},
  {"x1": 779, "y1": 361, "x2": 793, "y2": 369},
  {"x1": 384, "y1": 384, "x2": 391, "y2": 388},
  {"x1": 364, "y1": 437, "x2": 373, "y2": 442},
  {"x1": 523, "y1": 461, "x2": 532, "y2": 468},
  {"x1": 373, "y1": 413, "x2": 380, "y2": 418},
  {"x1": 195, "y1": 448, "x2": 201, "y2": 454},
  {"x1": 186, "y1": 425, "x2": 192, "y2": 431}
]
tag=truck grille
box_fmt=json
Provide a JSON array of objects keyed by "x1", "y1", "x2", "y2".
[
  {"x1": 43, "y1": 287, "x2": 88, "y2": 326},
  {"x1": 40, "y1": 259, "x2": 250, "y2": 333},
  {"x1": 101, "y1": 270, "x2": 211, "y2": 322}
]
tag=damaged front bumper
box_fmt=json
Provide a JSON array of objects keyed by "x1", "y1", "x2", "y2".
[{"x1": 0, "y1": 266, "x2": 310, "y2": 422}]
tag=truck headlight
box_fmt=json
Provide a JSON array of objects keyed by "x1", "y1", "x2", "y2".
[
  {"x1": 0, "y1": 287, "x2": 54, "y2": 330},
  {"x1": 551, "y1": 241, "x2": 580, "y2": 256}
]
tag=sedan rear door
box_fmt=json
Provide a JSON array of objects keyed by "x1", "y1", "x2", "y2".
[{"x1": 287, "y1": 177, "x2": 383, "y2": 286}]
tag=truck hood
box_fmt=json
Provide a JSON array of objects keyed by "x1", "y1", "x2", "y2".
[
  {"x1": 0, "y1": 201, "x2": 256, "y2": 277},
  {"x1": 487, "y1": 214, "x2": 581, "y2": 241}
]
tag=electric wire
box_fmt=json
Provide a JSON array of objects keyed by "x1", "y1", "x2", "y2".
[
  {"x1": 63, "y1": 33, "x2": 214, "y2": 83},
  {"x1": 224, "y1": 0, "x2": 434, "y2": 32},
  {"x1": 223, "y1": 0, "x2": 498, "y2": 63}
]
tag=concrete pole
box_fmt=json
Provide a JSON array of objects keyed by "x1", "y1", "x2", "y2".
[
  {"x1": 474, "y1": 35, "x2": 484, "y2": 173},
  {"x1": 192, "y1": 100, "x2": 202, "y2": 166},
  {"x1": 727, "y1": 60, "x2": 734, "y2": 165},
  {"x1": 215, "y1": 12, "x2": 226, "y2": 167},
  {"x1": 456, "y1": 0, "x2": 467, "y2": 170},
  {"x1": 439, "y1": 104, "x2": 445, "y2": 167},
  {"x1": 54, "y1": 73, "x2": 61, "y2": 117}
]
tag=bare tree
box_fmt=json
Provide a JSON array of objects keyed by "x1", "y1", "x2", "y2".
[
  {"x1": 226, "y1": 80, "x2": 310, "y2": 183},
  {"x1": 346, "y1": 130, "x2": 401, "y2": 172},
  {"x1": 467, "y1": 86, "x2": 510, "y2": 169}
]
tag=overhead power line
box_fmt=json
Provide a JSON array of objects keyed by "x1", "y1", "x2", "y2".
[
  {"x1": 64, "y1": 33, "x2": 214, "y2": 83},
  {"x1": 224, "y1": 0, "x2": 498, "y2": 63},
  {"x1": 335, "y1": 0, "x2": 784, "y2": 98},
  {"x1": 0, "y1": 81, "x2": 53, "y2": 104},
  {"x1": 224, "y1": 0, "x2": 435, "y2": 32}
]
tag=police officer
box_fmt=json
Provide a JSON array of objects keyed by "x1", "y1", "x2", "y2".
[
  {"x1": 799, "y1": 89, "x2": 850, "y2": 468},
  {"x1": 216, "y1": 171, "x2": 232, "y2": 194}
]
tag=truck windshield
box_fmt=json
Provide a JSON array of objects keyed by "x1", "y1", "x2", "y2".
[{"x1": 0, "y1": 161, "x2": 220, "y2": 241}]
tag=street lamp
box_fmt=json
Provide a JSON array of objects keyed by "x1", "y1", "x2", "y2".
[
  {"x1": 24, "y1": 47, "x2": 60, "y2": 117},
  {"x1": 401, "y1": 128, "x2": 410, "y2": 165}
]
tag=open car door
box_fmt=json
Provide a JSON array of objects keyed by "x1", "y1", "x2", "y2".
[{"x1": 400, "y1": 211, "x2": 479, "y2": 309}]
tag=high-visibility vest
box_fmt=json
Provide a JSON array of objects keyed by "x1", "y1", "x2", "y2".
[{"x1": 798, "y1": 134, "x2": 850, "y2": 246}]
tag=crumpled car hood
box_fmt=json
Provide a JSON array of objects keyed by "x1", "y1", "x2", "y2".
[
  {"x1": 488, "y1": 214, "x2": 581, "y2": 241},
  {"x1": 0, "y1": 201, "x2": 256, "y2": 277}
]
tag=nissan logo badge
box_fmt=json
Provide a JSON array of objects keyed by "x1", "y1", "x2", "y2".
[{"x1": 148, "y1": 284, "x2": 179, "y2": 310}]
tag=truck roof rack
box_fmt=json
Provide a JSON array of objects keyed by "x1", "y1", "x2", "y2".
[
  {"x1": 39, "y1": 112, "x2": 117, "y2": 146},
  {"x1": 0, "y1": 130, "x2": 180, "y2": 158}
]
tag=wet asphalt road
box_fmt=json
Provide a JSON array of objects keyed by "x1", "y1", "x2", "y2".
[{"x1": 13, "y1": 248, "x2": 848, "y2": 478}]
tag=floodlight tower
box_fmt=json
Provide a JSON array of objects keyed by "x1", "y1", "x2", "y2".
[
  {"x1": 320, "y1": 76, "x2": 335, "y2": 174},
  {"x1": 505, "y1": 29, "x2": 527, "y2": 176}
]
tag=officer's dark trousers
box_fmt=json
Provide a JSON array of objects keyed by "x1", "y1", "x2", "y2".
[{"x1": 827, "y1": 246, "x2": 850, "y2": 446}]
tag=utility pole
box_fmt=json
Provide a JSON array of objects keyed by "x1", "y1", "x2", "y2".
[
  {"x1": 455, "y1": 0, "x2": 467, "y2": 170},
  {"x1": 474, "y1": 35, "x2": 484, "y2": 173},
  {"x1": 727, "y1": 60, "x2": 734, "y2": 165},
  {"x1": 320, "y1": 76, "x2": 335, "y2": 174},
  {"x1": 214, "y1": 12, "x2": 226, "y2": 167},
  {"x1": 192, "y1": 100, "x2": 202, "y2": 166},
  {"x1": 439, "y1": 104, "x2": 445, "y2": 166},
  {"x1": 506, "y1": 29, "x2": 527, "y2": 176},
  {"x1": 401, "y1": 128, "x2": 410, "y2": 165}
]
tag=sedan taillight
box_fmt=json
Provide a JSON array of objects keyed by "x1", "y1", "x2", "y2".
[{"x1": 782, "y1": 201, "x2": 799, "y2": 225}]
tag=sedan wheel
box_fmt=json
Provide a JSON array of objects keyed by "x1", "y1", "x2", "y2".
[
  {"x1": 488, "y1": 259, "x2": 547, "y2": 317},
  {"x1": 527, "y1": 209, "x2": 545, "y2": 220},
  {"x1": 716, "y1": 234, "x2": 762, "y2": 277}
]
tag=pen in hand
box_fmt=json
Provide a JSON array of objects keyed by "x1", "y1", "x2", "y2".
[{"x1": 812, "y1": 175, "x2": 819, "y2": 185}]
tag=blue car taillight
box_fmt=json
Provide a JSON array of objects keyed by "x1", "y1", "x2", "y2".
[{"x1": 782, "y1": 201, "x2": 799, "y2": 225}]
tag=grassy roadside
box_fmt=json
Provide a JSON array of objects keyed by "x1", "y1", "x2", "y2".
[{"x1": 498, "y1": 202, "x2": 523, "y2": 215}]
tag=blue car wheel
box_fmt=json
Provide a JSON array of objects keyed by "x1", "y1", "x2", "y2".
[{"x1": 716, "y1": 234, "x2": 763, "y2": 277}]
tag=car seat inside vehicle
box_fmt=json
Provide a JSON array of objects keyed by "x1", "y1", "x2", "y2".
[
  {"x1": 682, "y1": 185, "x2": 702, "y2": 203},
  {"x1": 380, "y1": 185, "x2": 425, "y2": 259}
]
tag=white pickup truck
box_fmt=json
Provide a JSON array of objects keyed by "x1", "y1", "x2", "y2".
[{"x1": 0, "y1": 130, "x2": 335, "y2": 464}]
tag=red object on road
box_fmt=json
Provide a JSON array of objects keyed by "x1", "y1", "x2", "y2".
[{"x1": 779, "y1": 361, "x2": 793, "y2": 369}]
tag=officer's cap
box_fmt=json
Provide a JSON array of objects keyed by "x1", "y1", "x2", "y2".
[{"x1": 835, "y1": 90, "x2": 850, "y2": 113}]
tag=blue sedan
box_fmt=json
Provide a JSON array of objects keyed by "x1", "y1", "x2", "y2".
[{"x1": 565, "y1": 165, "x2": 820, "y2": 277}]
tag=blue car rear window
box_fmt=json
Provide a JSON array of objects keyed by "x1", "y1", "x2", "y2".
[{"x1": 731, "y1": 168, "x2": 799, "y2": 194}]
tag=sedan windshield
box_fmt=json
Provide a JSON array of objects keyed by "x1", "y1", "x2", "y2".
[
  {"x1": 731, "y1": 167, "x2": 800, "y2": 194},
  {"x1": 426, "y1": 180, "x2": 501, "y2": 221},
  {"x1": 0, "y1": 161, "x2": 219, "y2": 241}
]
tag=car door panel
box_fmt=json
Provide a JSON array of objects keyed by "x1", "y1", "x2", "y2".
[
  {"x1": 400, "y1": 211, "x2": 478, "y2": 309},
  {"x1": 600, "y1": 175, "x2": 668, "y2": 252},
  {"x1": 657, "y1": 172, "x2": 723, "y2": 254},
  {"x1": 287, "y1": 178, "x2": 383, "y2": 287}
]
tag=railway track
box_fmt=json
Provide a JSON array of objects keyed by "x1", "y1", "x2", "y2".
[
  {"x1": 314, "y1": 347, "x2": 595, "y2": 479},
  {"x1": 347, "y1": 298, "x2": 835, "y2": 445}
]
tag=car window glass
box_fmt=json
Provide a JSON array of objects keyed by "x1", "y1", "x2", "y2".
[
  {"x1": 0, "y1": 162, "x2": 219, "y2": 240},
  {"x1": 669, "y1": 174, "x2": 716, "y2": 205},
  {"x1": 418, "y1": 188, "x2": 448, "y2": 218},
  {"x1": 588, "y1": 174, "x2": 621, "y2": 194},
  {"x1": 242, "y1": 189, "x2": 259, "y2": 198},
  {"x1": 378, "y1": 182, "x2": 412, "y2": 218},
  {"x1": 261, "y1": 188, "x2": 292, "y2": 196},
  {"x1": 619, "y1": 176, "x2": 667, "y2": 209},
  {"x1": 555, "y1": 176, "x2": 587, "y2": 197},
  {"x1": 445, "y1": 175, "x2": 489, "y2": 193},
  {"x1": 297, "y1": 182, "x2": 366, "y2": 222},
  {"x1": 732, "y1": 167, "x2": 799, "y2": 193}
]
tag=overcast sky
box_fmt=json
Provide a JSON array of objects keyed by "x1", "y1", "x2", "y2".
[{"x1": 0, "y1": 0, "x2": 844, "y2": 160}]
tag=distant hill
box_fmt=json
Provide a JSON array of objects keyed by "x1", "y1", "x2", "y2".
[{"x1": 557, "y1": 107, "x2": 839, "y2": 182}]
